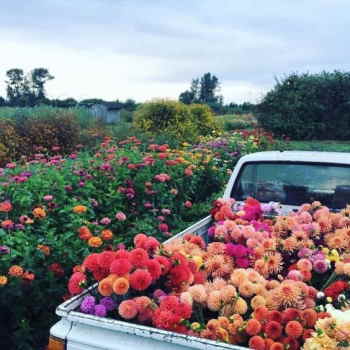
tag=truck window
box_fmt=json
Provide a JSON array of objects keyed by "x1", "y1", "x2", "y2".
[{"x1": 231, "y1": 162, "x2": 350, "y2": 208}]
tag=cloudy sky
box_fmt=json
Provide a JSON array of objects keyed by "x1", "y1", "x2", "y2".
[{"x1": 1, "y1": 0, "x2": 349, "y2": 103}]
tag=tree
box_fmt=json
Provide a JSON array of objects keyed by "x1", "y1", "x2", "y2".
[
  {"x1": 199, "y1": 73, "x2": 220, "y2": 104},
  {"x1": 0, "y1": 96, "x2": 6, "y2": 107},
  {"x1": 179, "y1": 73, "x2": 223, "y2": 112},
  {"x1": 179, "y1": 78, "x2": 200, "y2": 104},
  {"x1": 6, "y1": 68, "x2": 25, "y2": 106},
  {"x1": 30, "y1": 68, "x2": 54, "y2": 102},
  {"x1": 6, "y1": 67, "x2": 54, "y2": 106}
]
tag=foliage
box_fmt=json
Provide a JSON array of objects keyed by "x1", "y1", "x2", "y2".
[
  {"x1": 256, "y1": 71, "x2": 350, "y2": 140},
  {"x1": 133, "y1": 100, "x2": 220, "y2": 141},
  {"x1": 0, "y1": 132, "x2": 275, "y2": 349}
]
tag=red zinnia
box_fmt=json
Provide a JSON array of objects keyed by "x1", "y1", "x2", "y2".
[
  {"x1": 169, "y1": 265, "x2": 192, "y2": 287},
  {"x1": 265, "y1": 321, "x2": 282, "y2": 340},
  {"x1": 129, "y1": 269, "x2": 152, "y2": 291},
  {"x1": 248, "y1": 336, "x2": 265, "y2": 350},
  {"x1": 282, "y1": 308, "x2": 301, "y2": 324},
  {"x1": 285, "y1": 321, "x2": 303, "y2": 338},
  {"x1": 246, "y1": 319, "x2": 262, "y2": 336},
  {"x1": 115, "y1": 249, "x2": 130, "y2": 260},
  {"x1": 154, "y1": 256, "x2": 171, "y2": 275},
  {"x1": 129, "y1": 248, "x2": 149, "y2": 267},
  {"x1": 68, "y1": 272, "x2": 86, "y2": 295},
  {"x1": 83, "y1": 253, "x2": 100, "y2": 272},
  {"x1": 268, "y1": 310, "x2": 283, "y2": 323},
  {"x1": 270, "y1": 343, "x2": 284, "y2": 350},
  {"x1": 301, "y1": 309, "x2": 318, "y2": 328},
  {"x1": 110, "y1": 258, "x2": 132, "y2": 276},
  {"x1": 145, "y1": 259, "x2": 162, "y2": 281},
  {"x1": 97, "y1": 251, "x2": 116, "y2": 269}
]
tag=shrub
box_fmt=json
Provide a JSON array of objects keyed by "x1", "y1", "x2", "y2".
[
  {"x1": 256, "y1": 71, "x2": 350, "y2": 140},
  {"x1": 133, "y1": 99, "x2": 220, "y2": 141}
]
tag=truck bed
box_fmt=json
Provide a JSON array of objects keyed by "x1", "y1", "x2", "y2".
[{"x1": 51, "y1": 215, "x2": 249, "y2": 350}]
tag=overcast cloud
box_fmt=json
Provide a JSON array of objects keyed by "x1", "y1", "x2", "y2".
[{"x1": 1, "y1": 0, "x2": 350, "y2": 103}]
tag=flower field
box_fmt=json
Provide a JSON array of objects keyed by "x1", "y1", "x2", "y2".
[
  {"x1": 70, "y1": 198, "x2": 350, "y2": 350},
  {"x1": 0, "y1": 132, "x2": 271, "y2": 349}
]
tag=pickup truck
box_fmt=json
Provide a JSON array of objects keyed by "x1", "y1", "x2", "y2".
[{"x1": 49, "y1": 151, "x2": 350, "y2": 350}]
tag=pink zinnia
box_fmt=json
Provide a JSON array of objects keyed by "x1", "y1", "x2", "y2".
[
  {"x1": 115, "y1": 212, "x2": 126, "y2": 221},
  {"x1": 118, "y1": 300, "x2": 138, "y2": 319},
  {"x1": 313, "y1": 259, "x2": 328, "y2": 273}
]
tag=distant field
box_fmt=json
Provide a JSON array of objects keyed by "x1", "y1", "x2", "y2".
[
  {"x1": 216, "y1": 113, "x2": 257, "y2": 131},
  {"x1": 285, "y1": 140, "x2": 350, "y2": 153}
]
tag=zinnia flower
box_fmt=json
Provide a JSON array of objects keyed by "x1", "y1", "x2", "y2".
[
  {"x1": 100, "y1": 229, "x2": 113, "y2": 241},
  {"x1": 112, "y1": 277, "x2": 129, "y2": 295},
  {"x1": 68, "y1": 272, "x2": 86, "y2": 295},
  {"x1": 285, "y1": 320, "x2": 303, "y2": 338},
  {"x1": 129, "y1": 269, "x2": 152, "y2": 291},
  {"x1": 73, "y1": 205, "x2": 87, "y2": 214},
  {"x1": 110, "y1": 258, "x2": 131, "y2": 276},
  {"x1": 88, "y1": 236, "x2": 103, "y2": 248},
  {"x1": 94, "y1": 304, "x2": 107, "y2": 317},
  {"x1": 0, "y1": 201, "x2": 12, "y2": 212},
  {"x1": 265, "y1": 321, "x2": 282, "y2": 340},
  {"x1": 129, "y1": 248, "x2": 149, "y2": 267},
  {"x1": 0, "y1": 276, "x2": 8, "y2": 285},
  {"x1": 248, "y1": 335, "x2": 266, "y2": 350},
  {"x1": 246, "y1": 319, "x2": 262, "y2": 336},
  {"x1": 115, "y1": 212, "x2": 126, "y2": 221},
  {"x1": 98, "y1": 277, "x2": 114, "y2": 297},
  {"x1": 8, "y1": 265, "x2": 23, "y2": 277},
  {"x1": 80, "y1": 295, "x2": 95, "y2": 314},
  {"x1": 118, "y1": 299, "x2": 138, "y2": 319},
  {"x1": 100, "y1": 297, "x2": 116, "y2": 311}
]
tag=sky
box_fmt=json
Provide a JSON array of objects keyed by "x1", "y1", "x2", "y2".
[{"x1": 1, "y1": 0, "x2": 350, "y2": 104}]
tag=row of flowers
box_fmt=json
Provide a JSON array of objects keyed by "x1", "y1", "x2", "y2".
[
  {"x1": 0, "y1": 133, "x2": 274, "y2": 349},
  {"x1": 69, "y1": 197, "x2": 350, "y2": 350}
]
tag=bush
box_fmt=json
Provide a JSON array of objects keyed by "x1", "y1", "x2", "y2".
[
  {"x1": 256, "y1": 71, "x2": 350, "y2": 140},
  {"x1": 0, "y1": 106, "x2": 106, "y2": 165},
  {"x1": 133, "y1": 100, "x2": 220, "y2": 141}
]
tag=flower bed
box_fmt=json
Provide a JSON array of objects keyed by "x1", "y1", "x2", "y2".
[
  {"x1": 0, "y1": 132, "x2": 278, "y2": 350},
  {"x1": 68, "y1": 198, "x2": 350, "y2": 350}
]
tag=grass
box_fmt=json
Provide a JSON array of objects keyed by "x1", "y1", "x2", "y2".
[
  {"x1": 284, "y1": 140, "x2": 350, "y2": 153},
  {"x1": 216, "y1": 113, "x2": 257, "y2": 131}
]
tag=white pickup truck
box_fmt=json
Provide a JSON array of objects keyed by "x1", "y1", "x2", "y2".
[{"x1": 49, "y1": 151, "x2": 350, "y2": 350}]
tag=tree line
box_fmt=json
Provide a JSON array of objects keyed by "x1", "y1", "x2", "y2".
[{"x1": 0, "y1": 68, "x2": 255, "y2": 114}]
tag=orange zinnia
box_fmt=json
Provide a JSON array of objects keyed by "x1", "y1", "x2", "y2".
[
  {"x1": 33, "y1": 207, "x2": 46, "y2": 218},
  {"x1": 113, "y1": 277, "x2": 130, "y2": 295},
  {"x1": 98, "y1": 277, "x2": 113, "y2": 296},
  {"x1": 100, "y1": 229, "x2": 113, "y2": 241},
  {"x1": 8, "y1": 265, "x2": 24, "y2": 277},
  {"x1": 88, "y1": 236, "x2": 103, "y2": 248},
  {"x1": 37, "y1": 244, "x2": 50, "y2": 256},
  {"x1": 0, "y1": 276, "x2": 8, "y2": 285},
  {"x1": 73, "y1": 205, "x2": 87, "y2": 214},
  {"x1": 78, "y1": 226, "x2": 92, "y2": 240}
]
